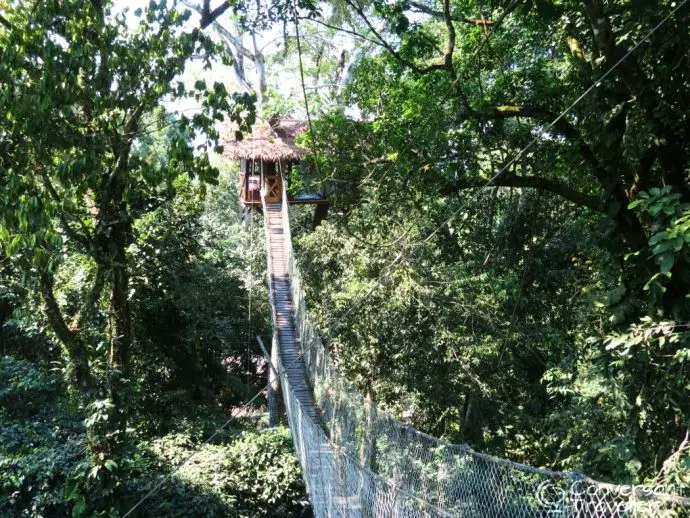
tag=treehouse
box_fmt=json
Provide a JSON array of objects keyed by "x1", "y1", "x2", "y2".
[{"x1": 223, "y1": 118, "x2": 329, "y2": 227}]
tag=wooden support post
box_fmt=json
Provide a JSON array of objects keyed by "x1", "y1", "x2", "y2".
[
  {"x1": 242, "y1": 204, "x2": 253, "y2": 230},
  {"x1": 312, "y1": 202, "x2": 329, "y2": 229},
  {"x1": 257, "y1": 335, "x2": 281, "y2": 427}
]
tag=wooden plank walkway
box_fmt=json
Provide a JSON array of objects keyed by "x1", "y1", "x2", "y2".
[
  {"x1": 264, "y1": 203, "x2": 319, "y2": 422},
  {"x1": 265, "y1": 202, "x2": 364, "y2": 517}
]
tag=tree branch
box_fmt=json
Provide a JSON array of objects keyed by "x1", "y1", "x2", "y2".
[
  {"x1": 342, "y1": 0, "x2": 446, "y2": 74},
  {"x1": 0, "y1": 13, "x2": 13, "y2": 29},
  {"x1": 342, "y1": 0, "x2": 472, "y2": 110},
  {"x1": 182, "y1": 0, "x2": 257, "y2": 60},
  {"x1": 200, "y1": 1, "x2": 232, "y2": 28},
  {"x1": 216, "y1": 24, "x2": 255, "y2": 60},
  {"x1": 583, "y1": 0, "x2": 689, "y2": 201},
  {"x1": 441, "y1": 0, "x2": 462, "y2": 102},
  {"x1": 475, "y1": 103, "x2": 650, "y2": 248},
  {"x1": 629, "y1": 145, "x2": 659, "y2": 198},
  {"x1": 440, "y1": 174, "x2": 604, "y2": 212},
  {"x1": 300, "y1": 16, "x2": 382, "y2": 46},
  {"x1": 219, "y1": 38, "x2": 254, "y2": 92},
  {"x1": 582, "y1": 0, "x2": 646, "y2": 91},
  {"x1": 442, "y1": 0, "x2": 456, "y2": 74},
  {"x1": 71, "y1": 264, "x2": 107, "y2": 333},
  {"x1": 491, "y1": 0, "x2": 522, "y2": 29},
  {"x1": 39, "y1": 270, "x2": 92, "y2": 391},
  {"x1": 407, "y1": 1, "x2": 494, "y2": 26},
  {"x1": 471, "y1": 0, "x2": 523, "y2": 57},
  {"x1": 37, "y1": 169, "x2": 92, "y2": 251},
  {"x1": 485, "y1": 104, "x2": 613, "y2": 187}
]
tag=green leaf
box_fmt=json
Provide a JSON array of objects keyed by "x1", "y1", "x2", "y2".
[
  {"x1": 648, "y1": 204, "x2": 663, "y2": 216},
  {"x1": 659, "y1": 253, "x2": 674, "y2": 274},
  {"x1": 671, "y1": 236, "x2": 684, "y2": 252},
  {"x1": 649, "y1": 231, "x2": 669, "y2": 246}
]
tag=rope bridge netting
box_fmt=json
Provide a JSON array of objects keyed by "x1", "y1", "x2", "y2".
[{"x1": 266, "y1": 193, "x2": 687, "y2": 517}]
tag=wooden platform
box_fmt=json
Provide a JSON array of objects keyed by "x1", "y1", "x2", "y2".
[
  {"x1": 264, "y1": 203, "x2": 320, "y2": 422},
  {"x1": 245, "y1": 197, "x2": 330, "y2": 206}
]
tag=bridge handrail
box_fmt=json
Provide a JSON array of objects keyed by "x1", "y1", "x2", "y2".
[{"x1": 270, "y1": 178, "x2": 688, "y2": 516}]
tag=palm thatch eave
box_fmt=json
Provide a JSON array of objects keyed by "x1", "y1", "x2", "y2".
[{"x1": 222, "y1": 118, "x2": 307, "y2": 162}]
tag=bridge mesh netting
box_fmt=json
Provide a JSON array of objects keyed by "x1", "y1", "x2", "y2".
[{"x1": 268, "y1": 195, "x2": 686, "y2": 517}]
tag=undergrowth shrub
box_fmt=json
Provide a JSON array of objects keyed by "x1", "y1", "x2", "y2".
[
  {"x1": 0, "y1": 356, "x2": 60, "y2": 418},
  {"x1": 0, "y1": 356, "x2": 84, "y2": 517},
  {"x1": 225, "y1": 428, "x2": 307, "y2": 516},
  {"x1": 0, "y1": 356, "x2": 308, "y2": 517},
  {"x1": 131, "y1": 427, "x2": 307, "y2": 517}
]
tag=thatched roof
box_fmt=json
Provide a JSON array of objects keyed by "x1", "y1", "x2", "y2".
[{"x1": 223, "y1": 118, "x2": 307, "y2": 162}]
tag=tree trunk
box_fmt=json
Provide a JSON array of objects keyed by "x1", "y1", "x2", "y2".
[
  {"x1": 461, "y1": 392, "x2": 481, "y2": 444},
  {"x1": 107, "y1": 207, "x2": 131, "y2": 416},
  {"x1": 312, "y1": 203, "x2": 329, "y2": 229},
  {"x1": 39, "y1": 271, "x2": 93, "y2": 391},
  {"x1": 268, "y1": 333, "x2": 281, "y2": 427},
  {"x1": 251, "y1": 32, "x2": 267, "y2": 112},
  {"x1": 98, "y1": 133, "x2": 135, "y2": 449},
  {"x1": 360, "y1": 387, "x2": 377, "y2": 471}
]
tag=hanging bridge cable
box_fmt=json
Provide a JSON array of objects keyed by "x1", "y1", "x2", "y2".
[
  {"x1": 311, "y1": 0, "x2": 690, "y2": 337},
  {"x1": 246, "y1": 190, "x2": 253, "y2": 399},
  {"x1": 293, "y1": 0, "x2": 321, "y2": 180}
]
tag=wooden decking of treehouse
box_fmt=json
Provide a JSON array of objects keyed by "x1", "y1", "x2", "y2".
[{"x1": 264, "y1": 203, "x2": 319, "y2": 422}]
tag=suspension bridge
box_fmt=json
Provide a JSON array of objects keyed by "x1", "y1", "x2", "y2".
[{"x1": 260, "y1": 179, "x2": 687, "y2": 517}]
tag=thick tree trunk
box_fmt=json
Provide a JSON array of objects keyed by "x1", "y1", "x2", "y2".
[
  {"x1": 98, "y1": 132, "x2": 135, "y2": 448},
  {"x1": 612, "y1": 202, "x2": 649, "y2": 252},
  {"x1": 583, "y1": 0, "x2": 690, "y2": 202},
  {"x1": 105, "y1": 198, "x2": 132, "y2": 428},
  {"x1": 461, "y1": 392, "x2": 482, "y2": 444},
  {"x1": 108, "y1": 249, "x2": 130, "y2": 393},
  {"x1": 95, "y1": 207, "x2": 132, "y2": 455},
  {"x1": 251, "y1": 33, "x2": 267, "y2": 106}
]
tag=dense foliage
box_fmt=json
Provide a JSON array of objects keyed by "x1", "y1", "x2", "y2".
[
  {"x1": 0, "y1": 355, "x2": 306, "y2": 517},
  {"x1": 1, "y1": 0, "x2": 690, "y2": 514},
  {"x1": 0, "y1": 158, "x2": 310, "y2": 515},
  {"x1": 0, "y1": 0, "x2": 311, "y2": 514},
  {"x1": 288, "y1": 0, "x2": 690, "y2": 490}
]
